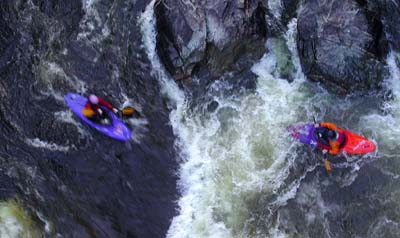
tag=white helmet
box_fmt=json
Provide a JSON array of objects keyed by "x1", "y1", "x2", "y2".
[{"x1": 89, "y1": 94, "x2": 99, "y2": 104}]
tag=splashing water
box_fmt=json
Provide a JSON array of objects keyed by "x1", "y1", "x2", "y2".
[
  {"x1": 25, "y1": 138, "x2": 71, "y2": 152},
  {"x1": 141, "y1": 1, "x2": 400, "y2": 237},
  {"x1": 140, "y1": 2, "x2": 314, "y2": 236},
  {"x1": 360, "y1": 53, "x2": 400, "y2": 154},
  {"x1": 0, "y1": 200, "x2": 42, "y2": 238}
]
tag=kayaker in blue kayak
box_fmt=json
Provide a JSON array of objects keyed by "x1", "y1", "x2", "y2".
[
  {"x1": 65, "y1": 92, "x2": 132, "y2": 141},
  {"x1": 82, "y1": 94, "x2": 119, "y2": 122}
]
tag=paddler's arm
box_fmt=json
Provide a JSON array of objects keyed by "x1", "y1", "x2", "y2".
[
  {"x1": 322, "y1": 141, "x2": 340, "y2": 155},
  {"x1": 98, "y1": 97, "x2": 118, "y2": 113},
  {"x1": 320, "y1": 122, "x2": 337, "y2": 130},
  {"x1": 84, "y1": 101, "x2": 91, "y2": 109},
  {"x1": 320, "y1": 122, "x2": 343, "y2": 133},
  {"x1": 328, "y1": 141, "x2": 340, "y2": 155}
]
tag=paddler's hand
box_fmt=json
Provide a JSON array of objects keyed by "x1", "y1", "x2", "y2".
[
  {"x1": 322, "y1": 149, "x2": 328, "y2": 154},
  {"x1": 112, "y1": 108, "x2": 118, "y2": 114},
  {"x1": 97, "y1": 108, "x2": 103, "y2": 115},
  {"x1": 314, "y1": 123, "x2": 320, "y2": 128}
]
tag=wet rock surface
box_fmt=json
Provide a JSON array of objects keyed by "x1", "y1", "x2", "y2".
[
  {"x1": 297, "y1": 0, "x2": 389, "y2": 94},
  {"x1": 363, "y1": 0, "x2": 400, "y2": 52},
  {"x1": 155, "y1": 0, "x2": 400, "y2": 95},
  {"x1": 155, "y1": 0, "x2": 269, "y2": 80}
]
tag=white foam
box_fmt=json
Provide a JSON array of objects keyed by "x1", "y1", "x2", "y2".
[
  {"x1": 0, "y1": 214, "x2": 23, "y2": 238},
  {"x1": 165, "y1": 37, "x2": 311, "y2": 238},
  {"x1": 0, "y1": 200, "x2": 41, "y2": 238},
  {"x1": 140, "y1": 2, "x2": 397, "y2": 237},
  {"x1": 36, "y1": 211, "x2": 52, "y2": 234},
  {"x1": 295, "y1": 180, "x2": 338, "y2": 237},
  {"x1": 54, "y1": 110, "x2": 90, "y2": 138},
  {"x1": 139, "y1": 2, "x2": 315, "y2": 236},
  {"x1": 139, "y1": 1, "x2": 184, "y2": 106},
  {"x1": 268, "y1": 0, "x2": 283, "y2": 20},
  {"x1": 139, "y1": 0, "x2": 186, "y2": 153},
  {"x1": 37, "y1": 61, "x2": 87, "y2": 101},
  {"x1": 285, "y1": 18, "x2": 304, "y2": 78},
  {"x1": 77, "y1": 0, "x2": 110, "y2": 45},
  {"x1": 25, "y1": 138, "x2": 70, "y2": 152},
  {"x1": 360, "y1": 53, "x2": 400, "y2": 154}
]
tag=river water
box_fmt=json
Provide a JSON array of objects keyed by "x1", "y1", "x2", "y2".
[
  {"x1": 140, "y1": 0, "x2": 400, "y2": 237},
  {"x1": 2, "y1": 0, "x2": 400, "y2": 237},
  {"x1": 1, "y1": 0, "x2": 179, "y2": 237}
]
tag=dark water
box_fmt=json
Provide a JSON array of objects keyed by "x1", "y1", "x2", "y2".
[
  {"x1": 3, "y1": 1, "x2": 400, "y2": 238},
  {"x1": 0, "y1": 0, "x2": 179, "y2": 237}
]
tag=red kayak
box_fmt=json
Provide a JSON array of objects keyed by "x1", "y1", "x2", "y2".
[
  {"x1": 288, "y1": 123, "x2": 376, "y2": 155},
  {"x1": 340, "y1": 130, "x2": 376, "y2": 154}
]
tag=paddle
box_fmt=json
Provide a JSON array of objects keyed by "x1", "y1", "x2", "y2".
[
  {"x1": 119, "y1": 106, "x2": 141, "y2": 118},
  {"x1": 324, "y1": 158, "x2": 332, "y2": 173},
  {"x1": 322, "y1": 151, "x2": 332, "y2": 173},
  {"x1": 313, "y1": 117, "x2": 331, "y2": 173},
  {"x1": 312, "y1": 115, "x2": 320, "y2": 129}
]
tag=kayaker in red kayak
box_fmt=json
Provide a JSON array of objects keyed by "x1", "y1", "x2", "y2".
[
  {"x1": 82, "y1": 94, "x2": 119, "y2": 121},
  {"x1": 314, "y1": 122, "x2": 345, "y2": 155}
]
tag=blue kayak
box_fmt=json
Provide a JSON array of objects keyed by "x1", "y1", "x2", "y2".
[{"x1": 64, "y1": 93, "x2": 131, "y2": 141}]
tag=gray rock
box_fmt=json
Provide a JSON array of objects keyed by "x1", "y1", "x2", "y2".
[
  {"x1": 155, "y1": 0, "x2": 206, "y2": 78},
  {"x1": 297, "y1": 0, "x2": 388, "y2": 94},
  {"x1": 155, "y1": 0, "x2": 268, "y2": 79},
  {"x1": 364, "y1": 0, "x2": 400, "y2": 52}
]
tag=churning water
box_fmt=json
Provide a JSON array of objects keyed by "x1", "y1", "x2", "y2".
[
  {"x1": 140, "y1": 1, "x2": 400, "y2": 237},
  {"x1": 3, "y1": 0, "x2": 400, "y2": 237}
]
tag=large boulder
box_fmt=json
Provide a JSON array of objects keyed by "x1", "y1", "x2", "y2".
[
  {"x1": 155, "y1": 0, "x2": 269, "y2": 79},
  {"x1": 297, "y1": 0, "x2": 389, "y2": 94}
]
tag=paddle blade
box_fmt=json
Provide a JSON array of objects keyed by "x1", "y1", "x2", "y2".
[
  {"x1": 324, "y1": 159, "x2": 332, "y2": 173},
  {"x1": 122, "y1": 107, "x2": 135, "y2": 115},
  {"x1": 121, "y1": 106, "x2": 140, "y2": 118}
]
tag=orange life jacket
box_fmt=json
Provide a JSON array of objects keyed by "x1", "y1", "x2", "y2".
[{"x1": 319, "y1": 122, "x2": 345, "y2": 155}]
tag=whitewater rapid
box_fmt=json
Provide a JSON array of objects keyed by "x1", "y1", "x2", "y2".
[{"x1": 140, "y1": 1, "x2": 400, "y2": 237}]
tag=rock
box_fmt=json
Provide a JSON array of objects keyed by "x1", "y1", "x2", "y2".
[
  {"x1": 297, "y1": 0, "x2": 389, "y2": 94},
  {"x1": 155, "y1": 0, "x2": 268, "y2": 80},
  {"x1": 155, "y1": 0, "x2": 207, "y2": 79},
  {"x1": 363, "y1": 0, "x2": 400, "y2": 52}
]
